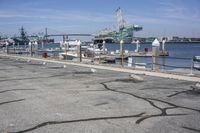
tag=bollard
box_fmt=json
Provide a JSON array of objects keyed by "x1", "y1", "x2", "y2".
[{"x1": 152, "y1": 39, "x2": 160, "y2": 71}]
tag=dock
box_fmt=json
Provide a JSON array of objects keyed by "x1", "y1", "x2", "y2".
[{"x1": 94, "y1": 51, "x2": 168, "y2": 63}]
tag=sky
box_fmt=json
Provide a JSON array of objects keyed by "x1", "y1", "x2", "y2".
[{"x1": 0, "y1": 0, "x2": 200, "y2": 38}]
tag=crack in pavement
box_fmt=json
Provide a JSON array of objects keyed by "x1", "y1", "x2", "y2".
[
  {"x1": 9, "y1": 112, "x2": 145, "y2": 133},
  {"x1": 167, "y1": 86, "x2": 200, "y2": 98},
  {"x1": 136, "y1": 113, "x2": 187, "y2": 124},
  {"x1": 94, "y1": 102, "x2": 109, "y2": 106},
  {"x1": 114, "y1": 78, "x2": 143, "y2": 83},
  {"x1": 0, "y1": 89, "x2": 35, "y2": 94},
  {"x1": 167, "y1": 90, "x2": 191, "y2": 97},
  {"x1": 46, "y1": 66, "x2": 65, "y2": 69},
  {"x1": 0, "y1": 99, "x2": 25, "y2": 106},
  {"x1": 140, "y1": 87, "x2": 182, "y2": 90},
  {"x1": 100, "y1": 81, "x2": 200, "y2": 124},
  {"x1": 182, "y1": 126, "x2": 200, "y2": 132}
]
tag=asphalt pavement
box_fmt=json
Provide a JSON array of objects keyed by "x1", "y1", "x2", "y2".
[{"x1": 0, "y1": 56, "x2": 200, "y2": 133}]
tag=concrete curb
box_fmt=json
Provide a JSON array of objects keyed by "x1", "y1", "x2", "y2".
[{"x1": 1, "y1": 54, "x2": 200, "y2": 82}]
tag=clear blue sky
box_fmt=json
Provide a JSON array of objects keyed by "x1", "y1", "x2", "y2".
[{"x1": 0, "y1": 0, "x2": 200, "y2": 37}]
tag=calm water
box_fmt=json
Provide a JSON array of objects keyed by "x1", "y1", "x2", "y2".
[
  {"x1": 106, "y1": 43, "x2": 200, "y2": 58},
  {"x1": 16, "y1": 43, "x2": 200, "y2": 70},
  {"x1": 105, "y1": 43, "x2": 200, "y2": 70}
]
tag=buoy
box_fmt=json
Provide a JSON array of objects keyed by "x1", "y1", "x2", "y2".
[
  {"x1": 43, "y1": 62, "x2": 46, "y2": 65},
  {"x1": 63, "y1": 65, "x2": 66, "y2": 68}
]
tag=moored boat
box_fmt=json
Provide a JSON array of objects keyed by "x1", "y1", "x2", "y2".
[{"x1": 193, "y1": 56, "x2": 200, "y2": 70}]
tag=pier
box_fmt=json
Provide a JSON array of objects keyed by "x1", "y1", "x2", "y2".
[{"x1": 0, "y1": 54, "x2": 200, "y2": 133}]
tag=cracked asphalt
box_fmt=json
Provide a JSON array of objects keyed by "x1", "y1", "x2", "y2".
[{"x1": 0, "y1": 56, "x2": 200, "y2": 133}]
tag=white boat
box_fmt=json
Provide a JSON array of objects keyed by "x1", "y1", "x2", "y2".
[
  {"x1": 60, "y1": 40, "x2": 89, "y2": 51},
  {"x1": 87, "y1": 47, "x2": 104, "y2": 54},
  {"x1": 59, "y1": 52, "x2": 80, "y2": 60},
  {"x1": 86, "y1": 43, "x2": 107, "y2": 54},
  {"x1": 59, "y1": 40, "x2": 109, "y2": 60}
]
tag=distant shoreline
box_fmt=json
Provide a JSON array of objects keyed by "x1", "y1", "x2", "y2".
[{"x1": 166, "y1": 41, "x2": 200, "y2": 44}]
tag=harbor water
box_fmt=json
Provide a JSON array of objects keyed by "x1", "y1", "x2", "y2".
[
  {"x1": 40, "y1": 42, "x2": 200, "y2": 70},
  {"x1": 106, "y1": 43, "x2": 200, "y2": 70},
  {"x1": 9, "y1": 43, "x2": 200, "y2": 71}
]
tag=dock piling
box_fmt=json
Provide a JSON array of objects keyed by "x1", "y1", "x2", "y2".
[
  {"x1": 103, "y1": 40, "x2": 106, "y2": 54},
  {"x1": 120, "y1": 40, "x2": 124, "y2": 67},
  {"x1": 6, "y1": 41, "x2": 9, "y2": 54},
  {"x1": 152, "y1": 39, "x2": 160, "y2": 71},
  {"x1": 77, "y1": 40, "x2": 82, "y2": 62}
]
